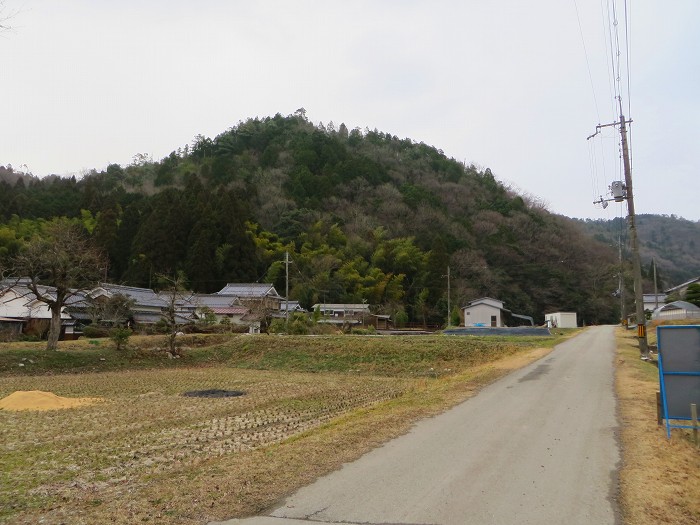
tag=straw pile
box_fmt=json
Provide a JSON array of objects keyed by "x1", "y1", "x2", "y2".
[{"x1": 0, "y1": 390, "x2": 103, "y2": 411}]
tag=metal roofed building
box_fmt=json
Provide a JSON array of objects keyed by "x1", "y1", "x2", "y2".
[
  {"x1": 461, "y1": 297, "x2": 534, "y2": 327},
  {"x1": 651, "y1": 300, "x2": 700, "y2": 321}
]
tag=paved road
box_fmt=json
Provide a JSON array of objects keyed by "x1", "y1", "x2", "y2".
[{"x1": 214, "y1": 326, "x2": 621, "y2": 525}]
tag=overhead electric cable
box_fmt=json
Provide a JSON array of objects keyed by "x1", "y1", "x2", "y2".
[
  {"x1": 588, "y1": 138, "x2": 599, "y2": 199},
  {"x1": 622, "y1": 0, "x2": 634, "y2": 187},
  {"x1": 573, "y1": 0, "x2": 601, "y2": 122},
  {"x1": 610, "y1": 0, "x2": 624, "y2": 105},
  {"x1": 603, "y1": 0, "x2": 618, "y2": 117},
  {"x1": 623, "y1": 0, "x2": 632, "y2": 118}
]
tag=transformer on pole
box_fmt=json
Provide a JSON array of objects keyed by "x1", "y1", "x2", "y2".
[{"x1": 588, "y1": 113, "x2": 649, "y2": 359}]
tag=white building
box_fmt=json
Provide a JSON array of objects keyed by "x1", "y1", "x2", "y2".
[
  {"x1": 0, "y1": 281, "x2": 71, "y2": 335},
  {"x1": 544, "y1": 312, "x2": 578, "y2": 329},
  {"x1": 462, "y1": 298, "x2": 505, "y2": 327},
  {"x1": 642, "y1": 294, "x2": 667, "y2": 313},
  {"x1": 311, "y1": 303, "x2": 371, "y2": 325}
]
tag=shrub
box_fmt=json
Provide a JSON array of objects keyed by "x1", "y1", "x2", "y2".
[
  {"x1": 109, "y1": 327, "x2": 132, "y2": 351},
  {"x1": 288, "y1": 316, "x2": 311, "y2": 335},
  {"x1": 198, "y1": 306, "x2": 218, "y2": 325},
  {"x1": 268, "y1": 313, "x2": 313, "y2": 335},
  {"x1": 394, "y1": 309, "x2": 409, "y2": 328}
]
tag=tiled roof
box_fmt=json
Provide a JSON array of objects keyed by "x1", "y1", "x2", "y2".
[
  {"x1": 99, "y1": 283, "x2": 167, "y2": 308},
  {"x1": 216, "y1": 283, "x2": 282, "y2": 298},
  {"x1": 192, "y1": 294, "x2": 239, "y2": 307},
  {"x1": 0, "y1": 281, "x2": 59, "y2": 305},
  {"x1": 65, "y1": 290, "x2": 91, "y2": 307},
  {"x1": 311, "y1": 303, "x2": 370, "y2": 310},
  {"x1": 211, "y1": 307, "x2": 248, "y2": 315}
]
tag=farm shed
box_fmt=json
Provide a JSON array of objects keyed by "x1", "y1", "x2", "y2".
[
  {"x1": 462, "y1": 298, "x2": 505, "y2": 327},
  {"x1": 544, "y1": 312, "x2": 578, "y2": 328},
  {"x1": 651, "y1": 301, "x2": 700, "y2": 321}
]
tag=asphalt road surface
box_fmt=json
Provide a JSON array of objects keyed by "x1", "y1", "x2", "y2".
[{"x1": 214, "y1": 326, "x2": 621, "y2": 525}]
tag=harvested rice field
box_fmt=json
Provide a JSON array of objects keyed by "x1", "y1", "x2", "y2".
[
  {"x1": 0, "y1": 367, "x2": 413, "y2": 523},
  {"x1": 0, "y1": 332, "x2": 568, "y2": 524}
]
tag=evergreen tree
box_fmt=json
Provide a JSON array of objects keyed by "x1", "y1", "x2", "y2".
[{"x1": 685, "y1": 283, "x2": 700, "y2": 307}]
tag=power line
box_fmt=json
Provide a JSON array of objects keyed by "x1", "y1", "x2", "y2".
[
  {"x1": 587, "y1": 138, "x2": 600, "y2": 201},
  {"x1": 574, "y1": 0, "x2": 607, "y2": 204},
  {"x1": 573, "y1": 0, "x2": 602, "y2": 123},
  {"x1": 622, "y1": 0, "x2": 634, "y2": 197},
  {"x1": 623, "y1": 0, "x2": 632, "y2": 119},
  {"x1": 602, "y1": 0, "x2": 618, "y2": 117}
]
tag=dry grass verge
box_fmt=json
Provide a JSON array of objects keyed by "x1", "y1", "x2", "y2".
[
  {"x1": 615, "y1": 326, "x2": 700, "y2": 525},
  {"x1": 0, "y1": 338, "x2": 558, "y2": 524}
]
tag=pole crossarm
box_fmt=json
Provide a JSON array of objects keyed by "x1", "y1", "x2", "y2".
[
  {"x1": 618, "y1": 112, "x2": 649, "y2": 358},
  {"x1": 588, "y1": 111, "x2": 648, "y2": 358},
  {"x1": 586, "y1": 119, "x2": 633, "y2": 141}
]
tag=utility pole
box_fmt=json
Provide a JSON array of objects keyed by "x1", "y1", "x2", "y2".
[
  {"x1": 285, "y1": 251, "x2": 290, "y2": 331},
  {"x1": 446, "y1": 266, "x2": 451, "y2": 328},
  {"x1": 653, "y1": 258, "x2": 659, "y2": 310},
  {"x1": 618, "y1": 237, "x2": 626, "y2": 326},
  {"x1": 588, "y1": 107, "x2": 649, "y2": 359},
  {"x1": 619, "y1": 109, "x2": 649, "y2": 359}
]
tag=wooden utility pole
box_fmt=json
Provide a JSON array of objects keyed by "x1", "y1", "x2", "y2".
[
  {"x1": 619, "y1": 110, "x2": 649, "y2": 359},
  {"x1": 618, "y1": 237, "x2": 626, "y2": 326},
  {"x1": 446, "y1": 266, "x2": 451, "y2": 328},
  {"x1": 285, "y1": 251, "x2": 290, "y2": 331},
  {"x1": 653, "y1": 258, "x2": 659, "y2": 310}
]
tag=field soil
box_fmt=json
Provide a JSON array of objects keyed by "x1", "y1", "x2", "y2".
[
  {"x1": 7, "y1": 328, "x2": 697, "y2": 525},
  {"x1": 0, "y1": 333, "x2": 563, "y2": 524}
]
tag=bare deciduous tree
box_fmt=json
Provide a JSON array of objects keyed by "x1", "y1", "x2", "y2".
[
  {"x1": 156, "y1": 273, "x2": 193, "y2": 356},
  {"x1": 13, "y1": 221, "x2": 107, "y2": 351}
]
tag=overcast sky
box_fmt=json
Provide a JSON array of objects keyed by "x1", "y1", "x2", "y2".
[{"x1": 2, "y1": 0, "x2": 698, "y2": 220}]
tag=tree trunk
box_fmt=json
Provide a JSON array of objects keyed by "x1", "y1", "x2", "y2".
[{"x1": 46, "y1": 305, "x2": 62, "y2": 351}]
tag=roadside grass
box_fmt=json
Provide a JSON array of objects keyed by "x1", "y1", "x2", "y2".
[
  {"x1": 0, "y1": 331, "x2": 567, "y2": 524},
  {"x1": 615, "y1": 325, "x2": 700, "y2": 525}
]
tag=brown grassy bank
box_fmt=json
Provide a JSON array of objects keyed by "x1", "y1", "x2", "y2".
[{"x1": 615, "y1": 326, "x2": 700, "y2": 524}]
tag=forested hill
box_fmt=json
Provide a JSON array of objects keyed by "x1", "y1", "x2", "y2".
[
  {"x1": 1, "y1": 112, "x2": 621, "y2": 324},
  {"x1": 578, "y1": 215, "x2": 700, "y2": 289}
]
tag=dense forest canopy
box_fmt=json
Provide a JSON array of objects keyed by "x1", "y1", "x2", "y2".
[
  {"x1": 578, "y1": 215, "x2": 700, "y2": 289},
  {"x1": 3, "y1": 111, "x2": 671, "y2": 325}
]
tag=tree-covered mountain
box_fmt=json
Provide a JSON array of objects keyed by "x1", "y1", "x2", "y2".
[
  {"x1": 578, "y1": 215, "x2": 700, "y2": 290},
  {"x1": 1, "y1": 112, "x2": 624, "y2": 324}
]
